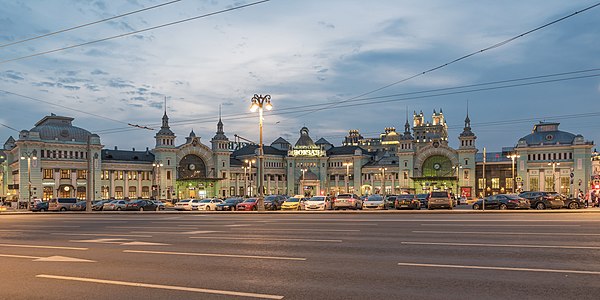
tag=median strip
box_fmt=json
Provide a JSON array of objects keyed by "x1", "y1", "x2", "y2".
[
  {"x1": 36, "y1": 274, "x2": 284, "y2": 299},
  {"x1": 123, "y1": 249, "x2": 306, "y2": 261}
]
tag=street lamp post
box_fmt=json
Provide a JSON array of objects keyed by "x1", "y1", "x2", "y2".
[
  {"x1": 243, "y1": 159, "x2": 255, "y2": 197},
  {"x1": 152, "y1": 161, "x2": 163, "y2": 200},
  {"x1": 343, "y1": 161, "x2": 353, "y2": 193},
  {"x1": 20, "y1": 150, "x2": 37, "y2": 210},
  {"x1": 300, "y1": 166, "x2": 307, "y2": 196},
  {"x1": 250, "y1": 94, "x2": 272, "y2": 211},
  {"x1": 548, "y1": 160, "x2": 560, "y2": 192},
  {"x1": 453, "y1": 164, "x2": 463, "y2": 198},
  {"x1": 507, "y1": 153, "x2": 520, "y2": 193},
  {"x1": 379, "y1": 167, "x2": 388, "y2": 197}
]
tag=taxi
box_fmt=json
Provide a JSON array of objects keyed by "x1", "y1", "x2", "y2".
[{"x1": 281, "y1": 197, "x2": 304, "y2": 210}]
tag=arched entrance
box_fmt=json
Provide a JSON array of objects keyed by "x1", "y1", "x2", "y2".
[
  {"x1": 413, "y1": 155, "x2": 459, "y2": 194},
  {"x1": 176, "y1": 154, "x2": 217, "y2": 199}
]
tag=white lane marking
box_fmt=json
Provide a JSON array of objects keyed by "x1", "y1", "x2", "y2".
[
  {"x1": 131, "y1": 230, "x2": 219, "y2": 235},
  {"x1": 225, "y1": 224, "x2": 252, "y2": 227},
  {"x1": 11, "y1": 225, "x2": 81, "y2": 228},
  {"x1": 107, "y1": 226, "x2": 178, "y2": 229},
  {"x1": 190, "y1": 236, "x2": 342, "y2": 243},
  {"x1": 70, "y1": 239, "x2": 170, "y2": 246},
  {"x1": 121, "y1": 241, "x2": 170, "y2": 246},
  {"x1": 34, "y1": 256, "x2": 96, "y2": 262},
  {"x1": 36, "y1": 274, "x2": 284, "y2": 300},
  {"x1": 402, "y1": 241, "x2": 600, "y2": 250},
  {"x1": 52, "y1": 233, "x2": 152, "y2": 238},
  {"x1": 413, "y1": 230, "x2": 600, "y2": 236},
  {"x1": 397, "y1": 262, "x2": 600, "y2": 275},
  {"x1": 420, "y1": 224, "x2": 581, "y2": 227},
  {"x1": 0, "y1": 243, "x2": 88, "y2": 251},
  {"x1": 0, "y1": 254, "x2": 95, "y2": 262},
  {"x1": 123, "y1": 250, "x2": 306, "y2": 261},
  {"x1": 230, "y1": 228, "x2": 359, "y2": 232}
]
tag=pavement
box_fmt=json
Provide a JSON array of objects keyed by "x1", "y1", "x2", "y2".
[{"x1": 1, "y1": 213, "x2": 600, "y2": 299}]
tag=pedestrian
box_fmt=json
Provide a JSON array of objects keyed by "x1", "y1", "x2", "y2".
[{"x1": 584, "y1": 192, "x2": 589, "y2": 208}]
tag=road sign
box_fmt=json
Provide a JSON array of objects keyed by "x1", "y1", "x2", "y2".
[{"x1": 515, "y1": 176, "x2": 522, "y2": 183}]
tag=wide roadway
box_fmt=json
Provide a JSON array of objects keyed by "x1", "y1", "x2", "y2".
[{"x1": 1, "y1": 212, "x2": 600, "y2": 299}]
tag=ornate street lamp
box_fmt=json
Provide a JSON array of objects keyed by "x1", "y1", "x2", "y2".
[
  {"x1": 343, "y1": 161, "x2": 353, "y2": 193},
  {"x1": 453, "y1": 164, "x2": 463, "y2": 198},
  {"x1": 378, "y1": 167, "x2": 388, "y2": 197},
  {"x1": 250, "y1": 94, "x2": 272, "y2": 210},
  {"x1": 507, "y1": 153, "x2": 520, "y2": 193},
  {"x1": 243, "y1": 159, "x2": 255, "y2": 197},
  {"x1": 548, "y1": 160, "x2": 560, "y2": 192},
  {"x1": 152, "y1": 161, "x2": 163, "y2": 200},
  {"x1": 20, "y1": 150, "x2": 37, "y2": 210}
]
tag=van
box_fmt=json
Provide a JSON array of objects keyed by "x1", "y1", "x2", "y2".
[{"x1": 48, "y1": 198, "x2": 78, "y2": 211}]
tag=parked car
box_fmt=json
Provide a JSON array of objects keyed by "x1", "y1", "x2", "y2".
[
  {"x1": 174, "y1": 199, "x2": 194, "y2": 211},
  {"x1": 216, "y1": 198, "x2": 243, "y2": 211},
  {"x1": 304, "y1": 196, "x2": 332, "y2": 211},
  {"x1": 281, "y1": 197, "x2": 304, "y2": 210},
  {"x1": 395, "y1": 194, "x2": 421, "y2": 210},
  {"x1": 48, "y1": 198, "x2": 78, "y2": 211},
  {"x1": 427, "y1": 191, "x2": 453, "y2": 210},
  {"x1": 416, "y1": 193, "x2": 429, "y2": 207},
  {"x1": 102, "y1": 200, "x2": 129, "y2": 211},
  {"x1": 30, "y1": 201, "x2": 49, "y2": 212},
  {"x1": 518, "y1": 191, "x2": 564, "y2": 210},
  {"x1": 236, "y1": 198, "x2": 259, "y2": 211},
  {"x1": 362, "y1": 195, "x2": 386, "y2": 210},
  {"x1": 265, "y1": 195, "x2": 286, "y2": 209},
  {"x1": 196, "y1": 198, "x2": 223, "y2": 211},
  {"x1": 70, "y1": 201, "x2": 87, "y2": 211},
  {"x1": 472, "y1": 194, "x2": 530, "y2": 210},
  {"x1": 125, "y1": 199, "x2": 158, "y2": 211},
  {"x1": 92, "y1": 200, "x2": 111, "y2": 211},
  {"x1": 333, "y1": 193, "x2": 361, "y2": 210},
  {"x1": 152, "y1": 200, "x2": 166, "y2": 210},
  {"x1": 562, "y1": 195, "x2": 584, "y2": 209},
  {"x1": 384, "y1": 195, "x2": 398, "y2": 209}
]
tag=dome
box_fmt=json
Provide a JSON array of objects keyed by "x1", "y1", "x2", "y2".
[
  {"x1": 30, "y1": 114, "x2": 93, "y2": 143},
  {"x1": 518, "y1": 122, "x2": 576, "y2": 146},
  {"x1": 295, "y1": 127, "x2": 316, "y2": 148}
]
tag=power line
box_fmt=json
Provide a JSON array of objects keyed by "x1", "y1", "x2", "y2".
[
  {"x1": 0, "y1": 123, "x2": 19, "y2": 132},
  {"x1": 0, "y1": 0, "x2": 271, "y2": 65},
  {"x1": 0, "y1": 0, "x2": 182, "y2": 49},
  {"x1": 291, "y1": 2, "x2": 600, "y2": 119}
]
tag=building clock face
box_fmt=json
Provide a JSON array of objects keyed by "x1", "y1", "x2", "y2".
[
  {"x1": 433, "y1": 163, "x2": 441, "y2": 170},
  {"x1": 188, "y1": 163, "x2": 196, "y2": 170}
]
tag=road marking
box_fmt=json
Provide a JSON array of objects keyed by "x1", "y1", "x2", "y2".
[
  {"x1": 11, "y1": 225, "x2": 81, "y2": 228},
  {"x1": 420, "y1": 224, "x2": 581, "y2": 227},
  {"x1": 0, "y1": 253, "x2": 95, "y2": 262},
  {"x1": 401, "y1": 241, "x2": 600, "y2": 250},
  {"x1": 397, "y1": 262, "x2": 600, "y2": 275},
  {"x1": 190, "y1": 236, "x2": 342, "y2": 243},
  {"x1": 230, "y1": 228, "x2": 359, "y2": 232},
  {"x1": 36, "y1": 274, "x2": 284, "y2": 299},
  {"x1": 225, "y1": 224, "x2": 252, "y2": 227},
  {"x1": 70, "y1": 239, "x2": 170, "y2": 246},
  {"x1": 52, "y1": 233, "x2": 152, "y2": 238},
  {"x1": 107, "y1": 226, "x2": 175, "y2": 229},
  {"x1": 123, "y1": 250, "x2": 306, "y2": 261},
  {"x1": 0, "y1": 243, "x2": 88, "y2": 251},
  {"x1": 131, "y1": 230, "x2": 219, "y2": 235},
  {"x1": 413, "y1": 230, "x2": 600, "y2": 236}
]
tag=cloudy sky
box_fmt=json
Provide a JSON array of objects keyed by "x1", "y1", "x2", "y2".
[{"x1": 1, "y1": 0, "x2": 599, "y2": 152}]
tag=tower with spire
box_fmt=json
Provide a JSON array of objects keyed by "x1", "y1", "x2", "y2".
[
  {"x1": 210, "y1": 105, "x2": 232, "y2": 198},
  {"x1": 457, "y1": 105, "x2": 477, "y2": 197},
  {"x1": 153, "y1": 97, "x2": 177, "y2": 201},
  {"x1": 155, "y1": 97, "x2": 176, "y2": 149}
]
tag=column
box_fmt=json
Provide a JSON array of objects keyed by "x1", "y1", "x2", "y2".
[
  {"x1": 124, "y1": 171, "x2": 129, "y2": 199},
  {"x1": 335, "y1": 175, "x2": 339, "y2": 194},
  {"x1": 53, "y1": 169, "x2": 59, "y2": 198},
  {"x1": 391, "y1": 172, "x2": 395, "y2": 195},
  {"x1": 266, "y1": 174, "x2": 271, "y2": 195},
  {"x1": 137, "y1": 171, "x2": 142, "y2": 198},
  {"x1": 109, "y1": 171, "x2": 115, "y2": 198}
]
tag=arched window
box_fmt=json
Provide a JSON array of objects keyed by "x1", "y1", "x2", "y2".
[{"x1": 129, "y1": 186, "x2": 137, "y2": 199}]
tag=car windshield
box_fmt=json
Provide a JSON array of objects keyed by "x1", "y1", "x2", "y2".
[
  {"x1": 286, "y1": 198, "x2": 300, "y2": 202},
  {"x1": 337, "y1": 194, "x2": 352, "y2": 198},
  {"x1": 367, "y1": 195, "x2": 383, "y2": 201},
  {"x1": 265, "y1": 196, "x2": 277, "y2": 201},
  {"x1": 243, "y1": 199, "x2": 257, "y2": 203},
  {"x1": 398, "y1": 195, "x2": 414, "y2": 199},
  {"x1": 224, "y1": 199, "x2": 238, "y2": 203},
  {"x1": 506, "y1": 195, "x2": 522, "y2": 200},
  {"x1": 431, "y1": 192, "x2": 448, "y2": 197},
  {"x1": 309, "y1": 197, "x2": 325, "y2": 201},
  {"x1": 199, "y1": 200, "x2": 211, "y2": 203},
  {"x1": 178, "y1": 200, "x2": 191, "y2": 203}
]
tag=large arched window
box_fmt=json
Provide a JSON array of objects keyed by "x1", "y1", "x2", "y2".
[
  {"x1": 422, "y1": 155, "x2": 453, "y2": 177},
  {"x1": 128, "y1": 186, "x2": 137, "y2": 199},
  {"x1": 178, "y1": 154, "x2": 207, "y2": 179}
]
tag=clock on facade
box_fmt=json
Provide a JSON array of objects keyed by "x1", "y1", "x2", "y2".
[
  {"x1": 433, "y1": 163, "x2": 441, "y2": 170},
  {"x1": 189, "y1": 163, "x2": 196, "y2": 170}
]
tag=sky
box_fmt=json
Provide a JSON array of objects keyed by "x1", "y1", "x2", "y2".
[{"x1": 1, "y1": 0, "x2": 599, "y2": 152}]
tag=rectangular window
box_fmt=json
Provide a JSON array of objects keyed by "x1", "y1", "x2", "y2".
[
  {"x1": 506, "y1": 178, "x2": 513, "y2": 190},
  {"x1": 545, "y1": 176, "x2": 555, "y2": 192},
  {"x1": 529, "y1": 177, "x2": 539, "y2": 191},
  {"x1": 167, "y1": 171, "x2": 171, "y2": 180},
  {"x1": 60, "y1": 169, "x2": 70, "y2": 179},
  {"x1": 77, "y1": 170, "x2": 87, "y2": 179},
  {"x1": 478, "y1": 178, "x2": 485, "y2": 189},
  {"x1": 43, "y1": 169, "x2": 53, "y2": 179},
  {"x1": 491, "y1": 178, "x2": 500, "y2": 189},
  {"x1": 117, "y1": 171, "x2": 123, "y2": 180},
  {"x1": 69, "y1": 151, "x2": 73, "y2": 158}
]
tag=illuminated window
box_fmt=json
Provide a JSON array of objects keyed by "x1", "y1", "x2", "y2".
[
  {"x1": 60, "y1": 169, "x2": 71, "y2": 179},
  {"x1": 77, "y1": 170, "x2": 87, "y2": 179},
  {"x1": 43, "y1": 169, "x2": 53, "y2": 179},
  {"x1": 491, "y1": 178, "x2": 500, "y2": 189}
]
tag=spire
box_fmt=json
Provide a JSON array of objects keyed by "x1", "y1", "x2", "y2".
[
  {"x1": 464, "y1": 100, "x2": 471, "y2": 127},
  {"x1": 404, "y1": 109, "x2": 410, "y2": 134},
  {"x1": 212, "y1": 105, "x2": 228, "y2": 141},
  {"x1": 156, "y1": 96, "x2": 174, "y2": 137}
]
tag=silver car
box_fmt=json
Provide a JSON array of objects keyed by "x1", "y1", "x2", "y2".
[
  {"x1": 362, "y1": 195, "x2": 386, "y2": 210},
  {"x1": 333, "y1": 194, "x2": 362, "y2": 210},
  {"x1": 102, "y1": 200, "x2": 128, "y2": 211}
]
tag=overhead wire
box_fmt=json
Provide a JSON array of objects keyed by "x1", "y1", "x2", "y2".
[
  {"x1": 0, "y1": 0, "x2": 271, "y2": 65},
  {"x1": 290, "y1": 2, "x2": 600, "y2": 119},
  {"x1": 0, "y1": 0, "x2": 183, "y2": 49}
]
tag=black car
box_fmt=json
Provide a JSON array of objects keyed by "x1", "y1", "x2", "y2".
[
  {"x1": 472, "y1": 194, "x2": 529, "y2": 210},
  {"x1": 216, "y1": 198, "x2": 243, "y2": 211},
  {"x1": 125, "y1": 199, "x2": 158, "y2": 211},
  {"x1": 384, "y1": 195, "x2": 398, "y2": 209},
  {"x1": 70, "y1": 201, "x2": 87, "y2": 211},
  {"x1": 30, "y1": 201, "x2": 49, "y2": 212},
  {"x1": 264, "y1": 195, "x2": 285, "y2": 210},
  {"x1": 518, "y1": 191, "x2": 564, "y2": 209},
  {"x1": 92, "y1": 200, "x2": 111, "y2": 211},
  {"x1": 395, "y1": 194, "x2": 421, "y2": 210},
  {"x1": 561, "y1": 195, "x2": 584, "y2": 209},
  {"x1": 416, "y1": 193, "x2": 429, "y2": 207}
]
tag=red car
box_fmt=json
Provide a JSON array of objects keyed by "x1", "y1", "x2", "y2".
[{"x1": 236, "y1": 198, "x2": 259, "y2": 211}]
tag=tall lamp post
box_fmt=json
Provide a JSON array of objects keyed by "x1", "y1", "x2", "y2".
[
  {"x1": 250, "y1": 94, "x2": 272, "y2": 211},
  {"x1": 453, "y1": 164, "x2": 463, "y2": 197},
  {"x1": 20, "y1": 150, "x2": 37, "y2": 210},
  {"x1": 152, "y1": 160, "x2": 163, "y2": 200},
  {"x1": 507, "y1": 153, "x2": 520, "y2": 193},
  {"x1": 243, "y1": 159, "x2": 255, "y2": 197},
  {"x1": 300, "y1": 166, "x2": 307, "y2": 196},
  {"x1": 379, "y1": 167, "x2": 388, "y2": 197},
  {"x1": 548, "y1": 160, "x2": 560, "y2": 192},
  {"x1": 343, "y1": 161, "x2": 353, "y2": 193}
]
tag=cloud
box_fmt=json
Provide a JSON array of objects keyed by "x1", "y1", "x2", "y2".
[
  {"x1": 91, "y1": 69, "x2": 109, "y2": 75},
  {"x1": 318, "y1": 21, "x2": 335, "y2": 29},
  {"x1": 0, "y1": 70, "x2": 25, "y2": 81},
  {"x1": 108, "y1": 78, "x2": 135, "y2": 89}
]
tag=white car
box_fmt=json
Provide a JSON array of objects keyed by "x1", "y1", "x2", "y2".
[
  {"x1": 362, "y1": 195, "x2": 386, "y2": 210},
  {"x1": 195, "y1": 199, "x2": 222, "y2": 211},
  {"x1": 304, "y1": 196, "x2": 331, "y2": 211},
  {"x1": 174, "y1": 199, "x2": 194, "y2": 211}
]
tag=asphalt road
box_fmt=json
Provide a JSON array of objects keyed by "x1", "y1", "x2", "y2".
[{"x1": 2, "y1": 212, "x2": 600, "y2": 299}]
